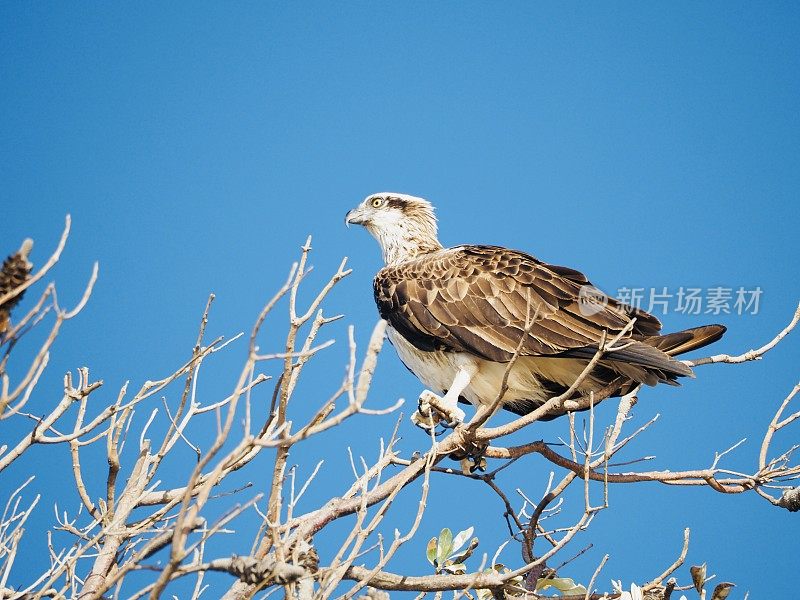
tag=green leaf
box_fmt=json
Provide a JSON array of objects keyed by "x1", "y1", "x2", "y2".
[
  {"x1": 451, "y1": 526, "x2": 474, "y2": 554},
  {"x1": 451, "y1": 537, "x2": 479, "y2": 564},
  {"x1": 476, "y1": 588, "x2": 492, "y2": 600},
  {"x1": 535, "y1": 576, "x2": 588, "y2": 594},
  {"x1": 425, "y1": 537, "x2": 437, "y2": 566},
  {"x1": 442, "y1": 562, "x2": 467, "y2": 574},
  {"x1": 436, "y1": 528, "x2": 453, "y2": 565}
]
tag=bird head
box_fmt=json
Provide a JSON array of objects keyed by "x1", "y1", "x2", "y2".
[{"x1": 345, "y1": 193, "x2": 442, "y2": 264}]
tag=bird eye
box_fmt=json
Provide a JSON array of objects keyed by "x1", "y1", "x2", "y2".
[{"x1": 371, "y1": 197, "x2": 384, "y2": 208}]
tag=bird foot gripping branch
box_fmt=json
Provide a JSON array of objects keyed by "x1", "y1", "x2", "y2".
[
  {"x1": 411, "y1": 390, "x2": 490, "y2": 474},
  {"x1": 411, "y1": 389, "x2": 466, "y2": 432}
]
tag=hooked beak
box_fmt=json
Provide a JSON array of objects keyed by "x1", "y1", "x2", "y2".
[{"x1": 345, "y1": 207, "x2": 368, "y2": 227}]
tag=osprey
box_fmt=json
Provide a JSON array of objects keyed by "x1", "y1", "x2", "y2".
[{"x1": 345, "y1": 193, "x2": 725, "y2": 425}]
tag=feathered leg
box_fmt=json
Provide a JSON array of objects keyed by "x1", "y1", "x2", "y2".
[{"x1": 412, "y1": 360, "x2": 477, "y2": 430}]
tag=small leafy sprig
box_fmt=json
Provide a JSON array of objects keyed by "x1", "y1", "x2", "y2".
[
  {"x1": 425, "y1": 527, "x2": 587, "y2": 597},
  {"x1": 426, "y1": 527, "x2": 478, "y2": 575}
]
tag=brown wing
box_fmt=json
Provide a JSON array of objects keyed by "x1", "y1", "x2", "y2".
[{"x1": 373, "y1": 245, "x2": 687, "y2": 374}]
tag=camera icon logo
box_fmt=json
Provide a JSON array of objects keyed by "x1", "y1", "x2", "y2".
[{"x1": 577, "y1": 285, "x2": 609, "y2": 316}]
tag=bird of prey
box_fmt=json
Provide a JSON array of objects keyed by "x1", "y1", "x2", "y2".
[{"x1": 345, "y1": 193, "x2": 725, "y2": 426}]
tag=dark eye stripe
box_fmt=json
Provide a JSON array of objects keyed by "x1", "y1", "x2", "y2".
[{"x1": 386, "y1": 196, "x2": 405, "y2": 209}]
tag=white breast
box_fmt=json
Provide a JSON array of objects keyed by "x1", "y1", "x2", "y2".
[
  {"x1": 386, "y1": 325, "x2": 598, "y2": 413},
  {"x1": 386, "y1": 326, "x2": 458, "y2": 396}
]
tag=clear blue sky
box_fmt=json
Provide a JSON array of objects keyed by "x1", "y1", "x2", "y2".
[{"x1": 2, "y1": 3, "x2": 799, "y2": 597}]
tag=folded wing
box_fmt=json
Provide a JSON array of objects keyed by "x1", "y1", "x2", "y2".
[{"x1": 373, "y1": 245, "x2": 694, "y2": 380}]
